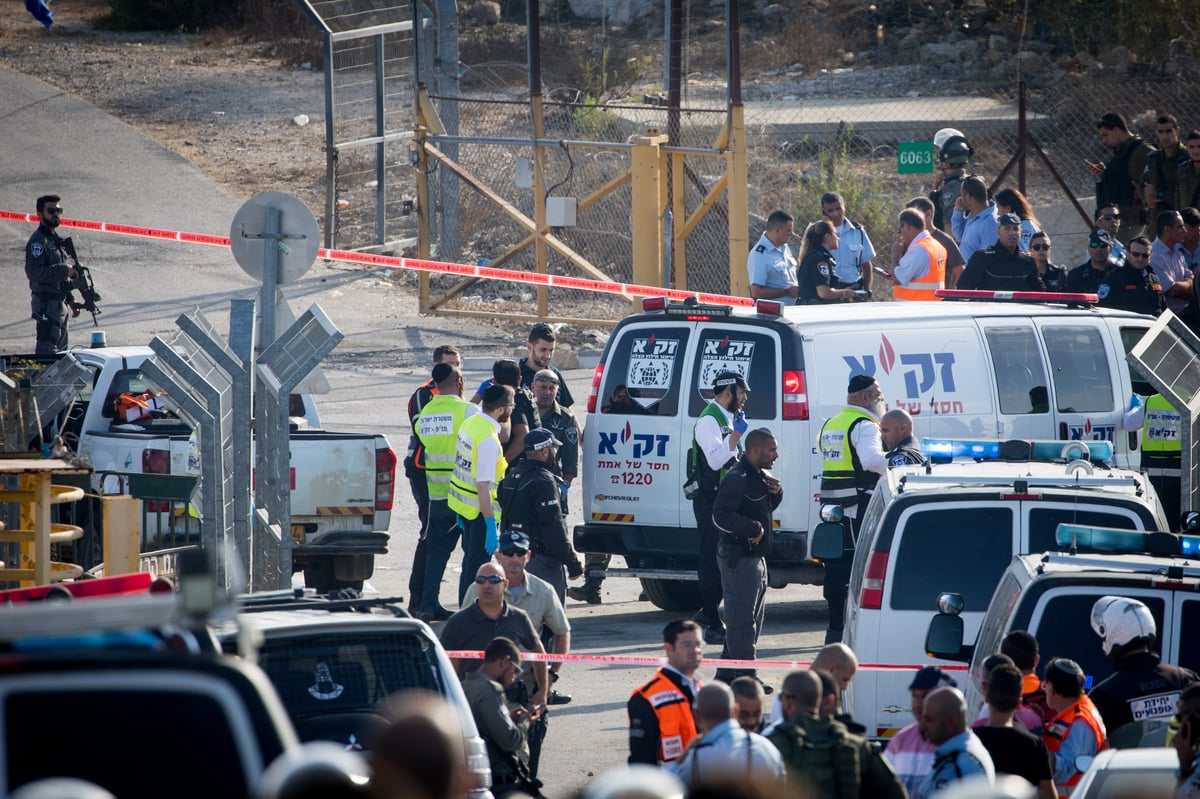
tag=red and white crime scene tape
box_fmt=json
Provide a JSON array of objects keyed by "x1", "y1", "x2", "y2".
[
  {"x1": 444, "y1": 650, "x2": 970, "y2": 671},
  {"x1": 0, "y1": 210, "x2": 756, "y2": 308}
]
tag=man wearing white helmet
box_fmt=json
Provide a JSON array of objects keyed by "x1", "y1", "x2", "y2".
[
  {"x1": 930, "y1": 128, "x2": 973, "y2": 235},
  {"x1": 1088, "y1": 596, "x2": 1199, "y2": 733}
]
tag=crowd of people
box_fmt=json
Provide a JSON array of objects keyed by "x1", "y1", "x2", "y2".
[{"x1": 746, "y1": 113, "x2": 1200, "y2": 321}]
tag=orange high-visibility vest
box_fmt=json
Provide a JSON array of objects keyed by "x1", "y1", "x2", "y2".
[{"x1": 893, "y1": 235, "x2": 946, "y2": 301}]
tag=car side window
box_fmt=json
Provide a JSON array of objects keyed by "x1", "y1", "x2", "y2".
[
  {"x1": 1118, "y1": 326, "x2": 1155, "y2": 398},
  {"x1": 890, "y1": 506, "x2": 1014, "y2": 611},
  {"x1": 687, "y1": 329, "x2": 777, "y2": 419},
  {"x1": 600, "y1": 328, "x2": 690, "y2": 416},
  {"x1": 1178, "y1": 598, "x2": 1200, "y2": 673},
  {"x1": 985, "y1": 326, "x2": 1050, "y2": 414},
  {"x1": 1042, "y1": 325, "x2": 1114, "y2": 413}
]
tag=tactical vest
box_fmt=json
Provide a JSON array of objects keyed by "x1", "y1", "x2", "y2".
[
  {"x1": 892, "y1": 235, "x2": 946, "y2": 301},
  {"x1": 1099, "y1": 137, "x2": 1145, "y2": 209},
  {"x1": 447, "y1": 413, "x2": 507, "y2": 519},
  {"x1": 416, "y1": 395, "x2": 473, "y2": 499},
  {"x1": 768, "y1": 716, "x2": 861, "y2": 798},
  {"x1": 689, "y1": 402, "x2": 737, "y2": 494},
  {"x1": 1142, "y1": 394, "x2": 1182, "y2": 477},
  {"x1": 820, "y1": 408, "x2": 880, "y2": 508},
  {"x1": 632, "y1": 669, "x2": 700, "y2": 763},
  {"x1": 1043, "y1": 695, "x2": 1107, "y2": 795}
]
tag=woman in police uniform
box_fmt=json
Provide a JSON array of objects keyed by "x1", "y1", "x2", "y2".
[{"x1": 797, "y1": 221, "x2": 864, "y2": 305}]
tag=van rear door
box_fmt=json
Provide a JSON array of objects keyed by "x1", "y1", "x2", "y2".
[{"x1": 586, "y1": 323, "x2": 694, "y2": 528}]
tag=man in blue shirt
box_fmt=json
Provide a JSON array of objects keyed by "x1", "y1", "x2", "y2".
[
  {"x1": 822, "y1": 192, "x2": 877, "y2": 292},
  {"x1": 747, "y1": 210, "x2": 798, "y2": 305},
  {"x1": 951, "y1": 176, "x2": 999, "y2": 262},
  {"x1": 915, "y1": 686, "x2": 995, "y2": 799}
]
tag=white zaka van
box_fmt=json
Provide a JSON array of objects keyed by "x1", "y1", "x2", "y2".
[{"x1": 574, "y1": 295, "x2": 1157, "y2": 610}]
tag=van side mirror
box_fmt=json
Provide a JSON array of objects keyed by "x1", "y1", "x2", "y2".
[
  {"x1": 925, "y1": 613, "x2": 973, "y2": 662},
  {"x1": 812, "y1": 521, "x2": 846, "y2": 560}
]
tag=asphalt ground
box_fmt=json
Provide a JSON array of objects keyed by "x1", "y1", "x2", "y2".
[{"x1": 0, "y1": 65, "x2": 831, "y2": 796}]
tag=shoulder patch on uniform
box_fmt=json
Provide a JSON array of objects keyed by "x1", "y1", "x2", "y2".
[
  {"x1": 565, "y1": 427, "x2": 578, "y2": 444},
  {"x1": 754, "y1": 244, "x2": 766, "y2": 253},
  {"x1": 30, "y1": 243, "x2": 43, "y2": 258},
  {"x1": 889, "y1": 455, "x2": 910, "y2": 467},
  {"x1": 818, "y1": 261, "x2": 830, "y2": 277},
  {"x1": 1097, "y1": 283, "x2": 1110, "y2": 300}
]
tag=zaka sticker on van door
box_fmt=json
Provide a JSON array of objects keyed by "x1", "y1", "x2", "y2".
[
  {"x1": 627, "y1": 335, "x2": 680, "y2": 408},
  {"x1": 697, "y1": 337, "x2": 754, "y2": 401}
]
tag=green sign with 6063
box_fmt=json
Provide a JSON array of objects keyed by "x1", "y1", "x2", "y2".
[{"x1": 897, "y1": 141, "x2": 935, "y2": 174}]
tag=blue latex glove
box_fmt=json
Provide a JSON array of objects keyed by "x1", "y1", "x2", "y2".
[
  {"x1": 733, "y1": 411, "x2": 749, "y2": 435},
  {"x1": 1129, "y1": 392, "x2": 1144, "y2": 410},
  {"x1": 559, "y1": 483, "x2": 569, "y2": 502},
  {"x1": 455, "y1": 514, "x2": 466, "y2": 531},
  {"x1": 477, "y1": 378, "x2": 493, "y2": 397},
  {"x1": 484, "y1": 516, "x2": 499, "y2": 555}
]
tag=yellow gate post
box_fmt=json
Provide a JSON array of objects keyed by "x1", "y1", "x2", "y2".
[{"x1": 631, "y1": 129, "x2": 669, "y2": 289}]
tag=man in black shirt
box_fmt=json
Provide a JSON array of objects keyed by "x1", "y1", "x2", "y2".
[
  {"x1": 973, "y1": 663, "x2": 1054, "y2": 797},
  {"x1": 1099, "y1": 235, "x2": 1164, "y2": 315},
  {"x1": 519, "y1": 323, "x2": 574, "y2": 408},
  {"x1": 957, "y1": 213, "x2": 1044, "y2": 292},
  {"x1": 1065, "y1": 229, "x2": 1117, "y2": 295}
]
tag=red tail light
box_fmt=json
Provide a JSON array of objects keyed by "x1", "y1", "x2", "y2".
[
  {"x1": 782, "y1": 370, "x2": 808, "y2": 420},
  {"x1": 586, "y1": 363, "x2": 605, "y2": 413},
  {"x1": 376, "y1": 447, "x2": 397, "y2": 510},
  {"x1": 860, "y1": 551, "x2": 888, "y2": 610}
]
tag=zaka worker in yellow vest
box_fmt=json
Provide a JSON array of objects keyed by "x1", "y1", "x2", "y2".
[{"x1": 448, "y1": 384, "x2": 513, "y2": 606}]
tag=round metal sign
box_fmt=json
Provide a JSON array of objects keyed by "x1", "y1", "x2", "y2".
[{"x1": 229, "y1": 192, "x2": 320, "y2": 285}]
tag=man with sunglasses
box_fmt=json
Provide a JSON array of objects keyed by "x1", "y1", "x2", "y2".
[
  {"x1": 441, "y1": 561, "x2": 550, "y2": 714},
  {"x1": 1066, "y1": 229, "x2": 1118, "y2": 295},
  {"x1": 1099, "y1": 235, "x2": 1164, "y2": 315},
  {"x1": 24, "y1": 194, "x2": 78, "y2": 355}
]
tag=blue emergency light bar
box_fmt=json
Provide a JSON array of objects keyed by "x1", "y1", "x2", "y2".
[
  {"x1": 921, "y1": 439, "x2": 1114, "y2": 464},
  {"x1": 1054, "y1": 524, "x2": 1200, "y2": 557}
]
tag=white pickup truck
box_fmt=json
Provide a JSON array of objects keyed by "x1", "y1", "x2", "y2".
[{"x1": 3, "y1": 347, "x2": 396, "y2": 591}]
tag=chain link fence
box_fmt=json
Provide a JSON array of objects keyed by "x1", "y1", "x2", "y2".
[{"x1": 315, "y1": 4, "x2": 1198, "y2": 306}]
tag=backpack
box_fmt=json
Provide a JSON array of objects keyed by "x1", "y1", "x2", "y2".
[{"x1": 770, "y1": 718, "x2": 861, "y2": 798}]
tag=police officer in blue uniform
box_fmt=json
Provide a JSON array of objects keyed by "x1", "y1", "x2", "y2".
[{"x1": 747, "y1": 211, "x2": 799, "y2": 305}]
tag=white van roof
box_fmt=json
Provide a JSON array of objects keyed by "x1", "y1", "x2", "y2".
[
  {"x1": 770, "y1": 300, "x2": 1149, "y2": 326},
  {"x1": 881, "y1": 459, "x2": 1152, "y2": 500},
  {"x1": 1012, "y1": 550, "x2": 1200, "y2": 578}
]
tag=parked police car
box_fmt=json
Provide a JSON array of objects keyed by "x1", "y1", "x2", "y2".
[
  {"x1": 926, "y1": 524, "x2": 1200, "y2": 738},
  {"x1": 810, "y1": 438, "x2": 1167, "y2": 741},
  {"x1": 576, "y1": 295, "x2": 1156, "y2": 608}
]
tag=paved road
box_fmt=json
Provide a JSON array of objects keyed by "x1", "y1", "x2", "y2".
[{"x1": 0, "y1": 65, "x2": 829, "y2": 796}]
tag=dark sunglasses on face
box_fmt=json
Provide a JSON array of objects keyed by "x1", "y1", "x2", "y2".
[
  {"x1": 45, "y1": 207, "x2": 63, "y2": 215},
  {"x1": 499, "y1": 548, "x2": 527, "y2": 557},
  {"x1": 1031, "y1": 244, "x2": 1050, "y2": 251},
  {"x1": 1101, "y1": 214, "x2": 1120, "y2": 220},
  {"x1": 1128, "y1": 251, "x2": 1150, "y2": 258},
  {"x1": 475, "y1": 575, "x2": 504, "y2": 584},
  {"x1": 1090, "y1": 242, "x2": 1111, "y2": 249}
]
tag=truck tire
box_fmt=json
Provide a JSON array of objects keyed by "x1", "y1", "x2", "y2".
[{"x1": 639, "y1": 578, "x2": 702, "y2": 612}]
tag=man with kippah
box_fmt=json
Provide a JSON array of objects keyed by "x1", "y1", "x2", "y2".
[
  {"x1": 687, "y1": 371, "x2": 751, "y2": 645},
  {"x1": 818, "y1": 374, "x2": 888, "y2": 643}
]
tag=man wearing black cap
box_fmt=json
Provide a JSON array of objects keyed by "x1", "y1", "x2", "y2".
[
  {"x1": 956, "y1": 213, "x2": 1045, "y2": 292},
  {"x1": 883, "y1": 666, "x2": 959, "y2": 798},
  {"x1": 496, "y1": 427, "x2": 584, "y2": 604},
  {"x1": 688, "y1": 371, "x2": 750, "y2": 645},
  {"x1": 1089, "y1": 112, "x2": 1153, "y2": 245},
  {"x1": 1065, "y1": 229, "x2": 1118, "y2": 295},
  {"x1": 818, "y1": 374, "x2": 888, "y2": 643}
]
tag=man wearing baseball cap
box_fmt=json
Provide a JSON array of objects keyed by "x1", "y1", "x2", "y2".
[
  {"x1": 818, "y1": 374, "x2": 888, "y2": 643},
  {"x1": 496, "y1": 428, "x2": 584, "y2": 604},
  {"x1": 884, "y1": 666, "x2": 959, "y2": 798},
  {"x1": 688, "y1": 370, "x2": 751, "y2": 645},
  {"x1": 1065, "y1": 229, "x2": 1118, "y2": 295},
  {"x1": 957, "y1": 212, "x2": 1045, "y2": 292}
]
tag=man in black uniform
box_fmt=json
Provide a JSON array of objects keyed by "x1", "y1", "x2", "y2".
[
  {"x1": 496, "y1": 428, "x2": 583, "y2": 603},
  {"x1": 25, "y1": 194, "x2": 78, "y2": 355},
  {"x1": 956, "y1": 213, "x2": 1045, "y2": 292},
  {"x1": 711, "y1": 428, "x2": 781, "y2": 685},
  {"x1": 1088, "y1": 596, "x2": 1199, "y2": 737},
  {"x1": 1065, "y1": 229, "x2": 1117, "y2": 295},
  {"x1": 880, "y1": 409, "x2": 928, "y2": 467},
  {"x1": 1099, "y1": 235, "x2": 1164, "y2": 315},
  {"x1": 529, "y1": 369, "x2": 580, "y2": 509}
]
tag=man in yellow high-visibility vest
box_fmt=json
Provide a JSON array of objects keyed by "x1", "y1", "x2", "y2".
[{"x1": 448, "y1": 384, "x2": 514, "y2": 605}]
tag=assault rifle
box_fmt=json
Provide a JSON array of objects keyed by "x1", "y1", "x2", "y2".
[{"x1": 61, "y1": 237, "x2": 101, "y2": 325}]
